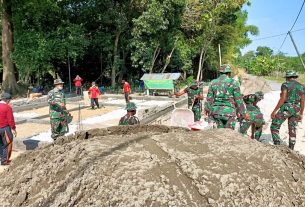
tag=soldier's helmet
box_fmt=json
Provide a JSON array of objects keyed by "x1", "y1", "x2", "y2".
[
  {"x1": 255, "y1": 91, "x2": 264, "y2": 100},
  {"x1": 125, "y1": 102, "x2": 137, "y2": 112},
  {"x1": 284, "y1": 70, "x2": 298, "y2": 78},
  {"x1": 0, "y1": 92, "x2": 12, "y2": 100},
  {"x1": 54, "y1": 79, "x2": 64, "y2": 85},
  {"x1": 219, "y1": 64, "x2": 231, "y2": 73}
]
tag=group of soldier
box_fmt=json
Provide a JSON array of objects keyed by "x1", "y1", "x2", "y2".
[
  {"x1": 179, "y1": 64, "x2": 304, "y2": 150},
  {"x1": 47, "y1": 78, "x2": 139, "y2": 139},
  {"x1": 0, "y1": 64, "x2": 303, "y2": 166}
]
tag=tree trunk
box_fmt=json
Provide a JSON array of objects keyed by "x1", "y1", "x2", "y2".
[
  {"x1": 118, "y1": 50, "x2": 127, "y2": 83},
  {"x1": 100, "y1": 53, "x2": 103, "y2": 84},
  {"x1": 197, "y1": 47, "x2": 204, "y2": 81},
  {"x1": 183, "y1": 70, "x2": 186, "y2": 80},
  {"x1": 161, "y1": 40, "x2": 177, "y2": 73},
  {"x1": 2, "y1": 0, "x2": 18, "y2": 94},
  {"x1": 149, "y1": 44, "x2": 160, "y2": 74},
  {"x1": 112, "y1": 31, "x2": 121, "y2": 87}
]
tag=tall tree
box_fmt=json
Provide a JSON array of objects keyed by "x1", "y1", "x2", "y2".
[{"x1": 1, "y1": 0, "x2": 18, "y2": 94}]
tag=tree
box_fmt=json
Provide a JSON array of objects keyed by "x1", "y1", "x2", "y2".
[
  {"x1": 0, "y1": 0, "x2": 259, "y2": 93},
  {"x1": 256, "y1": 46, "x2": 273, "y2": 57},
  {"x1": 1, "y1": 0, "x2": 18, "y2": 94}
]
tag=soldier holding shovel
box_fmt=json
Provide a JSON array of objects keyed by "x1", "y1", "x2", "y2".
[
  {"x1": 48, "y1": 79, "x2": 72, "y2": 140},
  {"x1": 174, "y1": 80, "x2": 204, "y2": 122}
]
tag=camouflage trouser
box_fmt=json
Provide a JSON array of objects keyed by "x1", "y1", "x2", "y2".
[
  {"x1": 192, "y1": 105, "x2": 202, "y2": 122},
  {"x1": 240, "y1": 111, "x2": 264, "y2": 141},
  {"x1": 240, "y1": 121, "x2": 263, "y2": 140},
  {"x1": 270, "y1": 104, "x2": 300, "y2": 148},
  {"x1": 213, "y1": 115, "x2": 236, "y2": 130},
  {"x1": 50, "y1": 118, "x2": 68, "y2": 140}
]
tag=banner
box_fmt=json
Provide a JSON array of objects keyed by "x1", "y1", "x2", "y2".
[{"x1": 144, "y1": 80, "x2": 174, "y2": 90}]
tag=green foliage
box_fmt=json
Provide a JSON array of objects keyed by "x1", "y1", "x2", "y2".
[
  {"x1": 1, "y1": 0, "x2": 258, "y2": 87},
  {"x1": 236, "y1": 46, "x2": 305, "y2": 76}
]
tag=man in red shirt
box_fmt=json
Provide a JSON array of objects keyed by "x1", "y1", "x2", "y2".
[
  {"x1": 88, "y1": 82, "x2": 101, "y2": 109},
  {"x1": 122, "y1": 80, "x2": 131, "y2": 103},
  {"x1": 0, "y1": 93, "x2": 17, "y2": 165},
  {"x1": 73, "y1": 75, "x2": 83, "y2": 96}
]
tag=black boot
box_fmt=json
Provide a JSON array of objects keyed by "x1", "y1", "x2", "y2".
[
  {"x1": 289, "y1": 143, "x2": 295, "y2": 150},
  {"x1": 273, "y1": 140, "x2": 280, "y2": 145}
]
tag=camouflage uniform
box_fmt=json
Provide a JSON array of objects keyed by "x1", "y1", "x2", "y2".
[
  {"x1": 204, "y1": 64, "x2": 246, "y2": 130},
  {"x1": 270, "y1": 71, "x2": 305, "y2": 149},
  {"x1": 119, "y1": 102, "x2": 140, "y2": 126},
  {"x1": 48, "y1": 82, "x2": 68, "y2": 140},
  {"x1": 119, "y1": 115, "x2": 140, "y2": 125},
  {"x1": 239, "y1": 92, "x2": 265, "y2": 140},
  {"x1": 185, "y1": 86, "x2": 203, "y2": 122}
]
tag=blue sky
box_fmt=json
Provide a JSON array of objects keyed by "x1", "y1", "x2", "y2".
[{"x1": 241, "y1": 0, "x2": 305, "y2": 56}]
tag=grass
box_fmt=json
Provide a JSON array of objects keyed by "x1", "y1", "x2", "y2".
[{"x1": 264, "y1": 74, "x2": 305, "y2": 85}]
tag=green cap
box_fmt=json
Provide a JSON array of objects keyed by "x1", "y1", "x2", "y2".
[
  {"x1": 255, "y1": 91, "x2": 264, "y2": 100},
  {"x1": 54, "y1": 79, "x2": 64, "y2": 85},
  {"x1": 125, "y1": 102, "x2": 137, "y2": 111},
  {"x1": 284, "y1": 70, "x2": 298, "y2": 78},
  {"x1": 219, "y1": 64, "x2": 231, "y2": 73}
]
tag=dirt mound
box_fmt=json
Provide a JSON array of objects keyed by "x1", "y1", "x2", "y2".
[
  {"x1": 1, "y1": 126, "x2": 305, "y2": 206},
  {"x1": 240, "y1": 74, "x2": 272, "y2": 95}
]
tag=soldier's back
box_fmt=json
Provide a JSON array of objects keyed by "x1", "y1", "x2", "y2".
[
  {"x1": 211, "y1": 75, "x2": 239, "y2": 105},
  {"x1": 283, "y1": 80, "x2": 304, "y2": 104}
]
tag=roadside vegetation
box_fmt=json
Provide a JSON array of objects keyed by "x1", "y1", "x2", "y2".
[{"x1": 0, "y1": 0, "x2": 258, "y2": 95}]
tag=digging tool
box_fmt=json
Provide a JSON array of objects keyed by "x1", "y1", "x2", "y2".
[
  {"x1": 170, "y1": 96, "x2": 194, "y2": 129},
  {"x1": 77, "y1": 96, "x2": 83, "y2": 131}
]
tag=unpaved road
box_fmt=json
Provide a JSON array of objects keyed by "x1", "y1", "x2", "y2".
[{"x1": 1, "y1": 126, "x2": 305, "y2": 206}]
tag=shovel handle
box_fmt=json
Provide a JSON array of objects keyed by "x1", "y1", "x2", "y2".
[
  {"x1": 173, "y1": 95, "x2": 177, "y2": 109},
  {"x1": 191, "y1": 96, "x2": 197, "y2": 109}
]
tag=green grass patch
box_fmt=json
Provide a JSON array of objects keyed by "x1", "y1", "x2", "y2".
[{"x1": 264, "y1": 75, "x2": 305, "y2": 84}]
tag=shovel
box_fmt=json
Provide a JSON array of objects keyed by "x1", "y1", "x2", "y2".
[{"x1": 171, "y1": 96, "x2": 194, "y2": 128}]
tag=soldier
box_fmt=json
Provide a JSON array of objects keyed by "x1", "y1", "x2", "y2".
[
  {"x1": 239, "y1": 91, "x2": 265, "y2": 140},
  {"x1": 270, "y1": 71, "x2": 305, "y2": 150},
  {"x1": 48, "y1": 79, "x2": 69, "y2": 140},
  {"x1": 204, "y1": 64, "x2": 247, "y2": 129},
  {"x1": 174, "y1": 80, "x2": 204, "y2": 122},
  {"x1": 119, "y1": 102, "x2": 140, "y2": 125}
]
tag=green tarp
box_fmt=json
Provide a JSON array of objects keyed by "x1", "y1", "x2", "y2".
[{"x1": 144, "y1": 80, "x2": 174, "y2": 90}]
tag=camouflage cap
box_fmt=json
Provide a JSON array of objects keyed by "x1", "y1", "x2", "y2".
[
  {"x1": 54, "y1": 79, "x2": 64, "y2": 85},
  {"x1": 219, "y1": 64, "x2": 231, "y2": 73},
  {"x1": 284, "y1": 70, "x2": 298, "y2": 78},
  {"x1": 255, "y1": 91, "x2": 264, "y2": 100},
  {"x1": 0, "y1": 92, "x2": 12, "y2": 100},
  {"x1": 125, "y1": 102, "x2": 137, "y2": 111}
]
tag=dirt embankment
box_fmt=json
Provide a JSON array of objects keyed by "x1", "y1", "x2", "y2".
[
  {"x1": 1, "y1": 126, "x2": 305, "y2": 206},
  {"x1": 240, "y1": 74, "x2": 272, "y2": 95}
]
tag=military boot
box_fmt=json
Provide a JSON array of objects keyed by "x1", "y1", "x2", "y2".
[
  {"x1": 273, "y1": 140, "x2": 280, "y2": 145},
  {"x1": 289, "y1": 143, "x2": 295, "y2": 150}
]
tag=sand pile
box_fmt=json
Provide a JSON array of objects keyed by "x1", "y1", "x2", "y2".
[
  {"x1": 1, "y1": 126, "x2": 305, "y2": 206},
  {"x1": 240, "y1": 74, "x2": 272, "y2": 95}
]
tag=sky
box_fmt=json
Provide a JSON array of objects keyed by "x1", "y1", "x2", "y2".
[{"x1": 241, "y1": 0, "x2": 305, "y2": 56}]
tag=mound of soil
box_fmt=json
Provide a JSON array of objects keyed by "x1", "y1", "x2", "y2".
[
  {"x1": 1, "y1": 126, "x2": 305, "y2": 206},
  {"x1": 240, "y1": 74, "x2": 272, "y2": 95}
]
